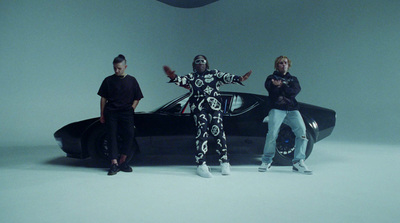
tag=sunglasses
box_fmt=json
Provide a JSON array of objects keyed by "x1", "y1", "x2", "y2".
[{"x1": 194, "y1": 59, "x2": 207, "y2": 65}]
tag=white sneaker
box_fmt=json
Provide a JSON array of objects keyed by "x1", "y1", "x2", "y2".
[
  {"x1": 258, "y1": 162, "x2": 271, "y2": 172},
  {"x1": 197, "y1": 163, "x2": 213, "y2": 178},
  {"x1": 221, "y1": 162, "x2": 231, "y2": 175},
  {"x1": 293, "y1": 160, "x2": 312, "y2": 175}
]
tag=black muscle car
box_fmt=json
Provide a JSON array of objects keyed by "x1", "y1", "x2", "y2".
[{"x1": 54, "y1": 92, "x2": 336, "y2": 166}]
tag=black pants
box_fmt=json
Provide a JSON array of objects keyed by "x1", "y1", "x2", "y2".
[
  {"x1": 194, "y1": 108, "x2": 228, "y2": 164},
  {"x1": 104, "y1": 109, "x2": 135, "y2": 163}
]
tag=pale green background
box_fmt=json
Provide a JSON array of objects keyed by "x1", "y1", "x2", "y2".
[{"x1": 1, "y1": 0, "x2": 399, "y2": 146}]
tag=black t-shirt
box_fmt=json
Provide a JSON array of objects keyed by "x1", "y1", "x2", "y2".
[{"x1": 98, "y1": 74, "x2": 143, "y2": 111}]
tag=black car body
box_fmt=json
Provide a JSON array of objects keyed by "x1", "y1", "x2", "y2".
[{"x1": 54, "y1": 92, "x2": 336, "y2": 165}]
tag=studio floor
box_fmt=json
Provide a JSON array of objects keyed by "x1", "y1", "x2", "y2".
[{"x1": 0, "y1": 140, "x2": 399, "y2": 223}]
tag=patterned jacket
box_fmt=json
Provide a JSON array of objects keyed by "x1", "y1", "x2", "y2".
[{"x1": 171, "y1": 69, "x2": 242, "y2": 113}]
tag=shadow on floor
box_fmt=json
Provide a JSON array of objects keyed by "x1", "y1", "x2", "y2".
[{"x1": 45, "y1": 154, "x2": 262, "y2": 169}]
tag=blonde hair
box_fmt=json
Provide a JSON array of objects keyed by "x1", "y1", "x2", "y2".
[{"x1": 274, "y1": 56, "x2": 291, "y2": 70}]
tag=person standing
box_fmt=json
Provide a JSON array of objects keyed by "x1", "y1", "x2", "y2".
[
  {"x1": 98, "y1": 54, "x2": 143, "y2": 176},
  {"x1": 259, "y1": 56, "x2": 312, "y2": 175},
  {"x1": 163, "y1": 55, "x2": 251, "y2": 178}
]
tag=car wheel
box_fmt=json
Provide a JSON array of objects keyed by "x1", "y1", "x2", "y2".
[
  {"x1": 87, "y1": 125, "x2": 111, "y2": 160},
  {"x1": 86, "y1": 125, "x2": 139, "y2": 161},
  {"x1": 272, "y1": 124, "x2": 314, "y2": 166}
]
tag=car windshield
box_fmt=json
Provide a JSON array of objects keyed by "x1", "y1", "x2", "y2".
[
  {"x1": 225, "y1": 94, "x2": 259, "y2": 115},
  {"x1": 158, "y1": 93, "x2": 259, "y2": 115},
  {"x1": 156, "y1": 94, "x2": 189, "y2": 114}
]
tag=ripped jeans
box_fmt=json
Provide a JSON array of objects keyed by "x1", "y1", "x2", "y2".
[{"x1": 261, "y1": 109, "x2": 308, "y2": 164}]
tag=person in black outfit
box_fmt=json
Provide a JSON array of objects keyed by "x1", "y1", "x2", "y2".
[
  {"x1": 163, "y1": 55, "x2": 251, "y2": 178},
  {"x1": 98, "y1": 54, "x2": 143, "y2": 175}
]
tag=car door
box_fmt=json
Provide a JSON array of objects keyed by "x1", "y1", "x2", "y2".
[
  {"x1": 221, "y1": 93, "x2": 267, "y2": 154},
  {"x1": 147, "y1": 94, "x2": 196, "y2": 154}
]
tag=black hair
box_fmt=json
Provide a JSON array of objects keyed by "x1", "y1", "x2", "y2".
[
  {"x1": 192, "y1": 54, "x2": 209, "y2": 72},
  {"x1": 113, "y1": 54, "x2": 126, "y2": 64}
]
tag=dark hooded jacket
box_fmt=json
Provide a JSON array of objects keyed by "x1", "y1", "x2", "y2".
[{"x1": 265, "y1": 71, "x2": 301, "y2": 111}]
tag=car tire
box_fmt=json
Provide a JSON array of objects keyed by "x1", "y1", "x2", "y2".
[
  {"x1": 86, "y1": 125, "x2": 110, "y2": 160},
  {"x1": 272, "y1": 124, "x2": 314, "y2": 166},
  {"x1": 86, "y1": 124, "x2": 139, "y2": 161}
]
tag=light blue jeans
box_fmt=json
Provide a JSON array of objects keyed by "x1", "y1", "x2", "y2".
[{"x1": 261, "y1": 109, "x2": 308, "y2": 164}]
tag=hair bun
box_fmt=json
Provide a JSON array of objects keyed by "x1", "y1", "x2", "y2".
[{"x1": 113, "y1": 54, "x2": 127, "y2": 64}]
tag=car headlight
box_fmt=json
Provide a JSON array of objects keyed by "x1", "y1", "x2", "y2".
[{"x1": 55, "y1": 137, "x2": 63, "y2": 148}]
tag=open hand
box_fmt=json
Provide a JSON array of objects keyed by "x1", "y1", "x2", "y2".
[
  {"x1": 163, "y1": 65, "x2": 177, "y2": 80},
  {"x1": 241, "y1": 70, "x2": 252, "y2": 82}
]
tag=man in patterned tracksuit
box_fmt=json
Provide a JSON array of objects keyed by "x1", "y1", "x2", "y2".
[{"x1": 163, "y1": 55, "x2": 251, "y2": 178}]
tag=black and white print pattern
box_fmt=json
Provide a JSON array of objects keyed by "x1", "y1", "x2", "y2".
[{"x1": 171, "y1": 69, "x2": 242, "y2": 164}]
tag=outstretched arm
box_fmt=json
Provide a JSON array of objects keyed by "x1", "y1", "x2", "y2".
[
  {"x1": 163, "y1": 65, "x2": 190, "y2": 89},
  {"x1": 214, "y1": 69, "x2": 251, "y2": 85}
]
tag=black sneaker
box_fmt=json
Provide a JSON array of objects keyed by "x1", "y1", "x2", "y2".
[
  {"x1": 107, "y1": 164, "x2": 119, "y2": 176},
  {"x1": 119, "y1": 162, "x2": 133, "y2": 172}
]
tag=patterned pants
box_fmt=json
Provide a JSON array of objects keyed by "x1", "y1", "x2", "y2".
[{"x1": 193, "y1": 108, "x2": 228, "y2": 164}]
